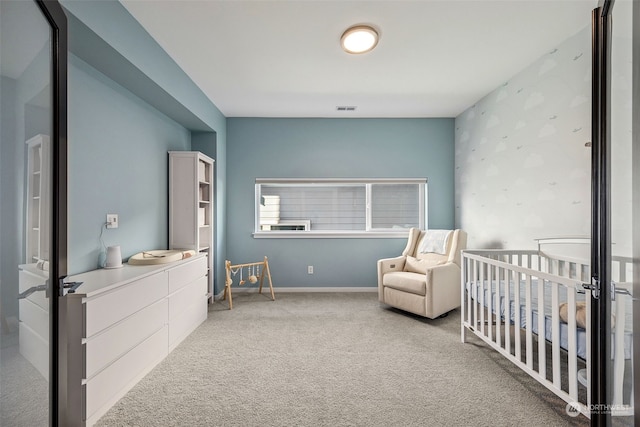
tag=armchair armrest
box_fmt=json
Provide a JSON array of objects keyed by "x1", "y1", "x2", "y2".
[
  {"x1": 424, "y1": 263, "x2": 462, "y2": 318},
  {"x1": 378, "y1": 256, "x2": 406, "y2": 275},
  {"x1": 377, "y1": 256, "x2": 406, "y2": 300}
]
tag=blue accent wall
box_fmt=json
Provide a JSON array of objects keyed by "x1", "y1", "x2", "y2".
[
  {"x1": 0, "y1": 44, "x2": 51, "y2": 318},
  {"x1": 226, "y1": 118, "x2": 455, "y2": 289},
  {"x1": 68, "y1": 56, "x2": 191, "y2": 273},
  {"x1": 59, "y1": 0, "x2": 228, "y2": 284}
]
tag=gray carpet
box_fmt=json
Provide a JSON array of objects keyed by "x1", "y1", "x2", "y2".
[
  {"x1": 0, "y1": 329, "x2": 49, "y2": 427},
  {"x1": 96, "y1": 292, "x2": 589, "y2": 426}
]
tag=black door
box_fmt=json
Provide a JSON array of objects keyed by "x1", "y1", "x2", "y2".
[
  {"x1": 0, "y1": 1, "x2": 67, "y2": 425},
  {"x1": 590, "y1": 0, "x2": 636, "y2": 425}
]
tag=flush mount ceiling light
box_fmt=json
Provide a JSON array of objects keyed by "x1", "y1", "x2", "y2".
[{"x1": 341, "y1": 25, "x2": 379, "y2": 54}]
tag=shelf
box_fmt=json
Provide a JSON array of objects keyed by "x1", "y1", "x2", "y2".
[
  {"x1": 169, "y1": 151, "x2": 214, "y2": 300},
  {"x1": 25, "y1": 135, "x2": 50, "y2": 264}
]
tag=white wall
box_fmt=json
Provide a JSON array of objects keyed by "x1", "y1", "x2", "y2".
[
  {"x1": 455, "y1": 26, "x2": 593, "y2": 250},
  {"x1": 610, "y1": 0, "x2": 634, "y2": 259}
]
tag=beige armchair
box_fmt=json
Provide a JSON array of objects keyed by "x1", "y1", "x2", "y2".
[{"x1": 377, "y1": 228, "x2": 467, "y2": 319}]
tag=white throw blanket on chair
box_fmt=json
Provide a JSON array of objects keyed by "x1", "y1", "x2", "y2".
[{"x1": 418, "y1": 230, "x2": 452, "y2": 255}]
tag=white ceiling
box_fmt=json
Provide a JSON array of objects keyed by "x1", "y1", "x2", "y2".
[{"x1": 120, "y1": 0, "x2": 596, "y2": 118}]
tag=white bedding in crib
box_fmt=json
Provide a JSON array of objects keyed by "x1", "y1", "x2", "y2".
[{"x1": 466, "y1": 279, "x2": 632, "y2": 360}]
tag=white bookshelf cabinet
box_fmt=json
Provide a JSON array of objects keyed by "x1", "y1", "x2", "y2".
[
  {"x1": 25, "y1": 134, "x2": 50, "y2": 264},
  {"x1": 168, "y1": 151, "x2": 214, "y2": 298},
  {"x1": 19, "y1": 134, "x2": 51, "y2": 380}
]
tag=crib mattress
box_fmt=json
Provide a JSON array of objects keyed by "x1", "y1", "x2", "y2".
[{"x1": 466, "y1": 279, "x2": 632, "y2": 360}]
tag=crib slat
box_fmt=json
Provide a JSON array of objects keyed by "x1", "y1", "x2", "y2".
[
  {"x1": 461, "y1": 256, "x2": 465, "y2": 341},
  {"x1": 551, "y1": 282, "x2": 560, "y2": 388},
  {"x1": 487, "y1": 264, "x2": 493, "y2": 342},
  {"x1": 537, "y1": 277, "x2": 546, "y2": 379},
  {"x1": 480, "y1": 261, "x2": 485, "y2": 336},
  {"x1": 466, "y1": 257, "x2": 472, "y2": 328},
  {"x1": 471, "y1": 259, "x2": 478, "y2": 330},
  {"x1": 525, "y1": 275, "x2": 533, "y2": 370},
  {"x1": 514, "y1": 269, "x2": 521, "y2": 362},
  {"x1": 567, "y1": 289, "x2": 578, "y2": 400},
  {"x1": 612, "y1": 289, "x2": 627, "y2": 406},
  {"x1": 502, "y1": 267, "x2": 509, "y2": 353}
]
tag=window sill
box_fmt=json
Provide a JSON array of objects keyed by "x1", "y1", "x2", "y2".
[{"x1": 252, "y1": 231, "x2": 411, "y2": 239}]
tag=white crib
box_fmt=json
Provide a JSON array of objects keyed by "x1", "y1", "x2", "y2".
[{"x1": 460, "y1": 247, "x2": 633, "y2": 419}]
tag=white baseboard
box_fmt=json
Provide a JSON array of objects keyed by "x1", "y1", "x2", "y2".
[{"x1": 214, "y1": 286, "x2": 376, "y2": 301}]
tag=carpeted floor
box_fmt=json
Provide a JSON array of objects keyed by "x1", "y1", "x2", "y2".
[
  {"x1": 0, "y1": 331, "x2": 49, "y2": 427},
  {"x1": 95, "y1": 292, "x2": 590, "y2": 426}
]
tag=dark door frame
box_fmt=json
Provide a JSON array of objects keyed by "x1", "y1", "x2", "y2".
[
  {"x1": 34, "y1": 1, "x2": 67, "y2": 425},
  {"x1": 591, "y1": 0, "x2": 613, "y2": 425}
]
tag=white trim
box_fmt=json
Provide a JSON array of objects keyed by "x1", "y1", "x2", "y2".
[
  {"x1": 256, "y1": 178, "x2": 427, "y2": 184},
  {"x1": 214, "y1": 286, "x2": 377, "y2": 300},
  {"x1": 253, "y1": 231, "x2": 410, "y2": 239}
]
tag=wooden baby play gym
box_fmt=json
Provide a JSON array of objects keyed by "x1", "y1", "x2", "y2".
[{"x1": 224, "y1": 256, "x2": 274, "y2": 309}]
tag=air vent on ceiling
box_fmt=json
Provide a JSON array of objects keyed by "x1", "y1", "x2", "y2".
[{"x1": 336, "y1": 106, "x2": 357, "y2": 111}]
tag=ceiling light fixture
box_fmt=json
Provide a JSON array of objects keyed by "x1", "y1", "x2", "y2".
[{"x1": 340, "y1": 25, "x2": 379, "y2": 54}]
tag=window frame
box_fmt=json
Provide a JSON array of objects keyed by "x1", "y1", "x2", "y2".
[{"x1": 254, "y1": 178, "x2": 428, "y2": 238}]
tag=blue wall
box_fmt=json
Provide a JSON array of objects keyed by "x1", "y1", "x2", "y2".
[
  {"x1": 59, "y1": 0, "x2": 228, "y2": 284},
  {"x1": 68, "y1": 56, "x2": 191, "y2": 273},
  {"x1": 226, "y1": 118, "x2": 455, "y2": 289},
  {"x1": 0, "y1": 43, "x2": 51, "y2": 318}
]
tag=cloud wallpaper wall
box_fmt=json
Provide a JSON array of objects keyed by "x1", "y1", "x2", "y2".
[
  {"x1": 608, "y1": 3, "x2": 634, "y2": 259},
  {"x1": 455, "y1": 26, "x2": 594, "y2": 250}
]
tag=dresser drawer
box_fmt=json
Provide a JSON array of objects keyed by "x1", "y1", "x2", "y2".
[
  {"x1": 85, "y1": 271, "x2": 168, "y2": 338},
  {"x1": 19, "y1": 299, "x2": 48, "y2": 341},
  {"x1": 169, "y1": 297, "x2": 207, "y2": 351},
  {"x1": 168, "y1": 276, "x2": 207, "y2": 321},
  {"x1": 19, "y1": 270, "x2": 49, "y2": 311},
  {"x1": 84, "y1": 298, "x2": 168, "y2": 379},
  {"x1": 168, "y1": 256, "x2": 207, "y2": 293},
  {"x1": 84, "y1": 326, "x2": 168, "y2": 423},
  {"x1": 19, "y1": 322, "x2": 48, "y2": 381}
]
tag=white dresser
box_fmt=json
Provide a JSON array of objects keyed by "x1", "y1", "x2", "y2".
[
  {"x1": 62, "y1": 254, "x2": 208, "y2": 426},
  {"x1": 18, "y1": 264, "x2": 50, "y2": 381}
]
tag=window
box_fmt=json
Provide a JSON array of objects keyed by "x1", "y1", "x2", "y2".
[{"x1": 255, "y1": 178, "x2": 427, "y2": 238}]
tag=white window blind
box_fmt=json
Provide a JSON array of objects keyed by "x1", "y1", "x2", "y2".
[
  {"x1": 255, "y1": 179, "x2": 427, "y2": 237},
  {"x1": 369, "y1": 183, "x2": 420, "y2": 230}
]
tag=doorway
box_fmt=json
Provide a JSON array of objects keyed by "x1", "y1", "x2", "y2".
[{"x1": 0, "y1": 0, "x2": 67, "y2": 425}]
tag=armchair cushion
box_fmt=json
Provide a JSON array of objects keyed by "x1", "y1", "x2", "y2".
[
  {"x1": 383, "y1": 272, "x2": 426, "y2": 296},
  {"x1": 404, "y1": 256, "x2": 444, "y2": 274}
]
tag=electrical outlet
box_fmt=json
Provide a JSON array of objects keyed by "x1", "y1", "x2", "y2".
[
  {"x1": 307, "y1": 265, "x2": 314, "y2": 274},
  {"x1": 106, "y1": 214, "x2": 119, "y2": 229}
]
